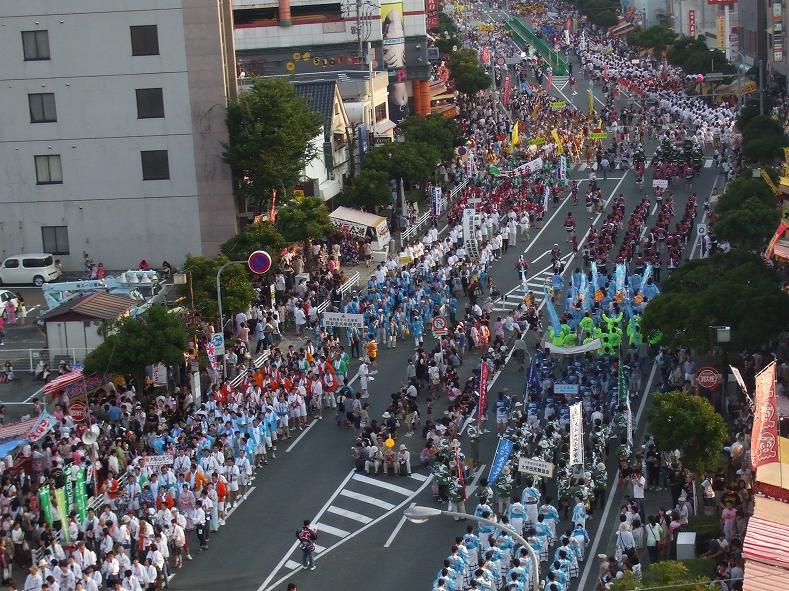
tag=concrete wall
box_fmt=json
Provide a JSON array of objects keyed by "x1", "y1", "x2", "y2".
[{"x1": 0, "y1": 0, "x2": 236, "y2": 270}]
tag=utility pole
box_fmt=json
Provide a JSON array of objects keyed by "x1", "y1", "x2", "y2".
[{"x1": 759, "y1": 59, "x2": 766, "y2": 115}]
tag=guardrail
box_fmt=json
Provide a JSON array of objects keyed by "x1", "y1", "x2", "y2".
[
  {"x1": 505, "y1": 18, "x2": 568, "y2": 76},
  {"x1": 316, "y1": 272, "x2": 361, "y2": 315},
  {"x1": 0, "y1": 348, "x2": 93, "y2": 373},
  {"x1": 401, "y1": 211, "x2": 432, "y2": 242}
]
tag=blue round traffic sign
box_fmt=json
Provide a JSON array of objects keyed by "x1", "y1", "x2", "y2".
[{"x1": 247, "y1": 250, "x2": 272, "y2": 274}]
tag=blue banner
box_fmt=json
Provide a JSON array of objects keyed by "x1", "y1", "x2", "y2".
[
  {"x1": 580, "y1": 273, "x2": 591, "y2": 311},
  {"x1": 591, "y1": 261, "x2": 600, "y2": 290},
  {"x1": 615, "y1": 263, "x2": 626, "y2": 294},
  {"x1": 528, "y1": 362, "x2": 543, "y2": 395},
  {"x1": 640, "y1": 263, "x2": 652, "y2": 294},
  {"x1": 487, "y1": 438, "x2": 515, "y2": 486},
  {"x1": 544, "y1": 287, "x2": 562, "y2": 335}
]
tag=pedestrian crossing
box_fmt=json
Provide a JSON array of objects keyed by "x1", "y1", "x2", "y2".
[
  {"x1": 493, "y1": 253, "x2": 573, "y2": 312},
  {"x1": 552, "y1": 75, "x2": 569, "y2": 90},
  {"x1": 269, "y1": 469, "x2": 433, "y2": 580}
]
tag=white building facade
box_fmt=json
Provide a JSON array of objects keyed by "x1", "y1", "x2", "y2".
[{"x1": 0, "y1": 0, "x2": 238, "y2": 272}]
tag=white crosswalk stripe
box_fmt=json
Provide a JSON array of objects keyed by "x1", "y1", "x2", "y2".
[
  {"x1": 269, "y1": 469, "x2": 431, "y2": 579},
  {"x1": 493, "y1": 253, "x2": 573, "y2": 312},
  {"x1": 704, "y1": 158, "x2": 713, "y2": 168}
]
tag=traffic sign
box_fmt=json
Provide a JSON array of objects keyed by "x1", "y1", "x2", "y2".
[
  {"x1": 432, "y1": 316, "x2": 449, "y2": 336},
  {"x1": 696, "y1": 367, "x2": 722, "y2": 389},
  {"x1": 697, "y1": 224, "x2": 707, "y2": 236},
  {"x1": 210, "y1": 332, "x2": 225, "y2": 356},
  {"x1": 68, "y1": 400, "x2": 88, "y2": 422},
  {"x1": 248, "y1": 250, "x2": 272, "y2": 274}
]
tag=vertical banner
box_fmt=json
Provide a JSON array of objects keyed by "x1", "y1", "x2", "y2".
[
  {"x1": 503, "y1": 74, "x2": 512, "y2": 106},
  {"x1": 481, "y1": 46, "x2": 490, "y2": 67},
  {"x1": 511, "y1": 121, "x2": 519, "y2": 146},
  {"x1": 752, "y1": 361, "x2": 779, "y2": 470},
  {"x1": 75, "y1": 468, "x2": 89, "y2": 522},
  {"x1": 478, "y1": 361, "x2": 489, "y2": 421},
  {"x1": 39, "y1": 487, "x2": 53, "y2": 525},
  {"x1": 688, "y1": 9, "x2": 696, "y2": 36},
  {"x1": 65, "y1": 473, "x2": 75, "y2": 522},
  {"x1": 716, "y1": 13, "x2": 726, "y2": 49},
  {"x1": 569, "y1": 402, "x2": 584, "y2": 465},
  {"x1": 559, "y1": 155, "x2": 567, "y2": 183},
  {"x1": 381, "y1": 1, "x2": 408, "y2": 122},
  {"x1": 54, "y1": 487, "x2": 69, "y2": 542},
  {"x1": 615, "y1": 263, "x2": 626, "y2": 294},
  {"x1": 487, "y1": 437, "x2": 515, "y2": 485},
  {"x1": 551, "y1": 129, "x2": 564, "y2": 154},
  {"x1": 588, "y1": 87, "x2": 594, "y2": 113},
  {"x1": 456, "y1": 447, "x2": 466, "y2": 499}
]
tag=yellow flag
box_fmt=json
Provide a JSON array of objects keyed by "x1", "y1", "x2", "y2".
[
  {"x1": 551, "y1": 129, "x2": 564, "y2": 154},
  {"x1": 531, "y1": 103, "x2": 540, "y2": 119},
  {"x1": 511, "y1": 121, "x2": 519, "y2": 146},
  {"x1": 588, "y1": 88, "x2": 594, "y2": 114}
]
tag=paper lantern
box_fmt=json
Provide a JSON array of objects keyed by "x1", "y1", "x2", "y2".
[{"x1": 385, "y1": 438, "x2": 395, "y2": 448}]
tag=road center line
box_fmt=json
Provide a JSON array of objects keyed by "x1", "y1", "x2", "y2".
[
  {"x1": 285, "y1": 420, "x2": 317, "y2": 453},
  {"x1": 383, "y1": 503, "x2": 414, "y2": 548}
]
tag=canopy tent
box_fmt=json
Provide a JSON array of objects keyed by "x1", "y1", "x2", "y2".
[
  {"x1": 42, "y1": 369, "x2": 84, "y2": 394},
  {"x1": 329, "y1": 206, "x2": 391, "y2": 249}
]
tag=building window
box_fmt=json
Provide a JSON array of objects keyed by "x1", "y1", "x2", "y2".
[
  {"x1": 41, "y1": 226, "x2": 70, "y2": 255},
  {"x1": 136, "y1": 88, "x2": 164, "y2": 118},
  {"x1": 35, "y1": 155, "x2": 62, "y2": 184},
  {"x1": 130, "y1": 25, "x2": 159, "y2": 56},
  {"x1": 28, "y1": 93, "x2": 57, "y2": 123},
  {"x1": 22, "y1": 30, "x2": 50, "y2": 60},
  {"x1": 141, "y1": 150, "x2": 169, "y2": 180},
  {"x1": 374, "y1": 103, "x2": 387, "y2": 121}
]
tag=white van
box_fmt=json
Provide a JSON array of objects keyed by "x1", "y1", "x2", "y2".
[{"x1": 0, "y1": 253, "x2": 59, "y2": 286}]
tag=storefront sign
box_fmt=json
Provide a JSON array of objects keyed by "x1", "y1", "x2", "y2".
[
  {"x1": 752, "y1": 361, "x2": 779, "y2": 469},
  {"x1": 62, "y1": 373, "x2": 106, "y2": 401},
  {"x1": 717, "y1": 14, "x2": 726, "y2": 49},
  {"x1": 688, "y1": 10, "x2": 696, "y2": 36}
]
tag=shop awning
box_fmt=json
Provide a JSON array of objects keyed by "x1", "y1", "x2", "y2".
[
  {"x1": 743, "y1": 560, "x2": 787, "y2": 591},
  {"x1": 42, "y1": 369, "x2": 84, "y2": 394},
  {"x1": 764, "y1": 222, "x2": 788, "y2": 261},
  {"x1": 374, "y1": 119, "x2": 396, "y2": 135},
  {"x1": 609, "y1": 21, "x2": 636, "y2": 36},
  {"x1": 743, "y1": 516, "x2": 789, "y2": 567},
  {"x1": 329, "y1": 206, "x2": 387, "y2": 228},
  {"x1": 775, "y1": 240, "x2": 789, "y2": 262}
]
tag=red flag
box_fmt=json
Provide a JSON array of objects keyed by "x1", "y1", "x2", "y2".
[
  {"x1": 478, "y1": 361, "x2": 489, "y2": 422},
  {"x1": 752, "y1": 361, "x2": 779, "y2": 470},
  {"x1": 219, "y1": 382, "x2": 232, "y2": 404},
  {"x1": 269, "y1": 189, "x2": 278, "y2": 224}
]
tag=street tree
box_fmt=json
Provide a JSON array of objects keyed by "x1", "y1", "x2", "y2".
[
  {"x1": 740, "y1": 115, "x2": 787, "y2": 163},
  {"x1": 276, "y1": 196, "x2": 336, "y2": 244},
  {"x1": 646, "y1": 391, "x2": 729, "y2": 476},
  {"x1": 448, "y1": 49, "x2": 492, "y2": 95},
  {"x1": 400, "y1": 114, "x2": 462, "y2": 161},
  {"x1": 220, "y1": 221, "x2": 287, "y2": 262},
  {"x1": 183, "y1": 255, "x2": 255, "y2": 324},
  {"x1": 84, "y1": 304, "x2": 188, "y2": 393},
  {"x1": 361, "y1": 141, "x2": 441, "y2": 183},
  {"x1": 714, "y1": 196, "x2": 779, "y2": 248},
  {"x1": 340, "y1": 168, "x2": 392, "y2": 210},
  {"x1": 576, "y1": 0, "x2": 619, "y2": 27},
  {"x1": 626, "y1": 25, "x2": 678, "y2": 55},
  {"x1": 224, "y1": 78, "x2": 323, "y2": 212},
  {"x1": 642, "y1": 251, "x2": 789, "y2": 351},
  {"x1": 609, "y1": 561, "x2": 706, "y2": 591}
]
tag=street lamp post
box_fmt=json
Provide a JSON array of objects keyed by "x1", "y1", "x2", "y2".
[
  {"x1": 403, "y1": 505, "x2": 540, "y2": 591},
  {"x1": 216, "y1": 260, "x2": 245, "y2": 377}
]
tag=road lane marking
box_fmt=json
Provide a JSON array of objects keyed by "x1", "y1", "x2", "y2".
[
  {"x1": 351, "y1": 473, "x2": 415, "y2": 496},
  {"x1": 314, "y1": 522, "x2": 350, "y2": 538},
  {"x1": 285, "y1": 560, "x2": 301, "y2": 570},
  {"x1": 285, "y1": 420, "x2": 317, "y2": 452},
  {"x1": 409, "y1": 472, "x2": 429, "y2": 482},
  {"x1": 259, "y1": 473, "x2": 434, "y2": 591},
  {"x1": 256, "y1": 469, "x2": 355, "y2": 591},
  {"x1": 384, "y1": 502, "x2": 414, "y2": 548},
  {"x1": 339, "y1": 489, "x2": 396, "y2": 509},
  {"x1": 577, "y1": 359, "x2": 657, "y2": 591},
  {"x1": 326, "y1": 505, "x2": 373, "y2": 523}
]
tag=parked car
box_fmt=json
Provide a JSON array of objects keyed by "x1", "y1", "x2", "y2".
[
  {"x1": 0, "y1": 290, "x2": 18, "y2": 318},
  {"x1": 0, "y1": 253, "x2": 59, "y2": 287}
]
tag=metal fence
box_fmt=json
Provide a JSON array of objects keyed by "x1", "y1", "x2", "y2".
[
  {"x1": 0, "y1": 348, "x2": 93, "y2": 373},
  {"x1": 399, "y1": 178, "x2": 470, "y2": 243}
]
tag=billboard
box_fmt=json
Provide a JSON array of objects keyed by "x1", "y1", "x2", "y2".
[{"x1": 381, "y1": 1, "x2": 409, "y2": 122}]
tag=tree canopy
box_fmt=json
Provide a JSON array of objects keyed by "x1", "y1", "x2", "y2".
[
  {"x1": 712, "y1": 175, "x2": 780, "y2": 248},
  {"x1": 642, "y1": 251, "x2": 789, "y2": 351},
  {"x1": 435, "y1": 12, "x2": 460, "y2": 54},
  {"x1": 220, "y1": 221, "x2": 287, "y2": 262},
  {"x1": 626, "y1": 25, "x2": 678, "y2": 54},
  {"x1": 361, "y1": 140, "x2": 441, "y2": 183},
  {"x1": 609, "y1": 561, "x2": 707, "y2": 591},
  {"x1": 276, "y1": 196, "x2": 336, "y2": 244},
  {"x1": 740, "y1": 115, "x2": 787, "y2": 163},
  {"x1": 646, "y1": 391, "x2": 728, "y2": 476},
  {"x1": 400, "y1": 114, "x2": 462, "y2": 161},
  {"x1": 339, "y1": 168, "x2": 392, "y2": 210},
  {"x1": 84, "y1": 304, "x2": 188, "y2": 390},
  {"x1": 668, "y1": 36, "x2": 735, "y2": 74},
  {"x1": 448, "y1": 49, "x2": 492, "y2": 95},
  {"x1": 224, "y1": 78, "x2": 323, "y2": 212},
  {"x1": 575, "y1": 0, "x2": 619, "y2": 27},
  {"x1": 183, "y1": 255, "x2": 255, "y2": 323}
]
